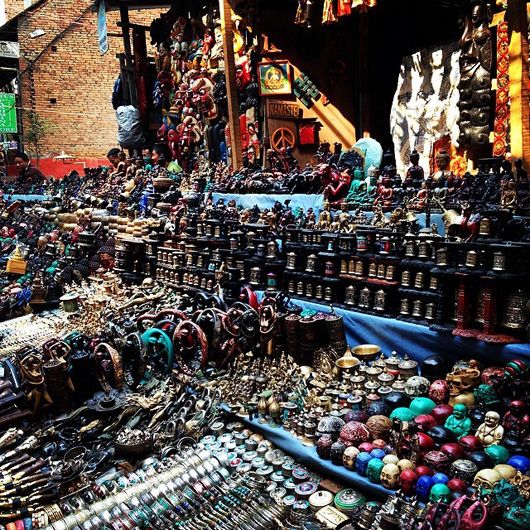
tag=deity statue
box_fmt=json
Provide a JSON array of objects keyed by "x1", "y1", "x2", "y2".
[
  {"x1": 457, "y1": 0, "x2": 493, "y2": 148},
  {"x1": 500, "y1": 179, "x2": 517, "y2": 210},
  {"x1": 476, "y1": 411, "x2": 504, "y2": 447},
  {"x1": 316, "y1": 200, "x2": 332, "y2": 230},
  {"x1": 403, "y1": 149, "x2": 424, "y2": 189},
  {"x1": 444, "y1": 404, "x2": 472, "y2": 439},
  {"x1": 346, "y1": 166, "x2": 365, "y2": 203},
  {"x1": 432, "y1": 149, "x2": 453, "y2": 189},
  {"x1": 409, "y1": 181, "x2": 429, "y2": 211},
  {"x1": 503, "y1": 400, "x2": 530, "y2": 442}
]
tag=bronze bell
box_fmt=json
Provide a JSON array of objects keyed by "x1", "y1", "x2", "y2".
[
  {"x1": 412, "y1": 299, "x2": 423, "y2": 318},
  {"x1": 414, "y1": 272, "x2": 424, "y2": 289},
  {"x1": 436, "y1": 247, "x2": 448, "y2": 266},
  {"x1": 400, "y1": 298, "x2": 410, "y2": 315},
  {"x1": 502, "y1": 289, "x2": 527, "y2": 329},
  {"x1": 324, "y1": 286, "x2": 332, "y2": 301},
  {"x1": 297, "y1": 281, "x2": 304, "y2": 295},
  {"x1": 401, "y1": 270, "x2": 411, "y2": 287},
  {"x1": 374, "y1": 289, "x2": 386, "y2": 312},
  {"x1": 306, "y1": 254, "x2": 317, "y2": 273},
  {"x1": 287, "y1": 252, "x2": 297, "y2": 270},
  {"x1": 465, "y1": 250, "x2": 478, "y2": 268},
  {"x1": 492, "y1": 250, "x2": 506, "y2": 272},
  {"x1": 345, "y1": 285, "x2": 356, "y2": 306},
  {"x1": 479, "y1": 217, "x2": 491, "y2": 236},
  {"x1": 358, "y1": 287, "x2": 371, "y2": 308},
  {"x1": 425, "y1": 302, "x2": 436, "y2": 321},
  {"x1": 405, "y1": 240, "x2": 416, "y2": 257},
  {"x1": 418, "y1": 241, "x2": 430, "y2": 258},
  {"x1": 250, "y1": 267, "x2": 261, "y2": 285},
  {"x1": 355, "y1": 260, "x2": 364, "y2": 276}
]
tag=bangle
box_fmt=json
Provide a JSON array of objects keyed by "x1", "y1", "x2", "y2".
[{"x1": 94, "y1": 343, "x2": 123, "y2": 392}]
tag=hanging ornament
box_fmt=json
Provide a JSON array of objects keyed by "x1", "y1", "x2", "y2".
[
  {"x1": 322, "y1": 0, "x2": 338, "y2": 24},
  {"x1": 493, "y1": 20, "x2": 509, "y2": 157},
  {"x1": 352, "y1": 0, "x2": 377, "y2": 13}
]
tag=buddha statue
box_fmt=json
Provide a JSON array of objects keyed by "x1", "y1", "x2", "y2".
[
  {"x1": 432, "y1": 149, "x2": 452, "y2": 190},
  {"x1": 500, "y1": 179, "x2": 517, "y2": 210},
  {"x1": 476, "y1": 411, "x2": 504, "y2": 447},
  {"x1": 409, "y1": 181, "x2": 429, "y2": 211},
  {"x1": 346, "y1": 166, "x2": 365, "y2": 203},
  {"x1": 404, "y1": 149, "x2": 424, "y2": 189},
  {"x1": 316, "y1": 200, "x2": 332, "y2": 230},
  {"x1": 444, "y1": 404, "x2": 472, "y2": 439}
]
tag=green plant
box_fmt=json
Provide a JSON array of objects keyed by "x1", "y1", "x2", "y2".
[{"x1": 22, "y1": 110, "x2": 54, "y2": 162}]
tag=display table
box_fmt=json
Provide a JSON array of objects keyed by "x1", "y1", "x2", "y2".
[
  {"x1": 212, "y1": 193, "x2": 324, "y2": 217},
  {"x1": 257, "y1": 293, "x2": 530, "y2": 365},
  {"x1": 221, "y1": 405, "x2": 392, "y2": 499}
]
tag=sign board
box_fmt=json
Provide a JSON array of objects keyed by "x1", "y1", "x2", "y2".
[
  {"x1": 0, "y1": 41, "x2": 20, "y2": 59},
  {"x1": 0, "y1": 94, "x2": 18, "y2": 134},
  {"x1": 267, "y1": 101, "x2": 300, "y2": 120}
]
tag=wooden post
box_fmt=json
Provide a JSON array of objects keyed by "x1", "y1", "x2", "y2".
[
  {"x1": 219, "y1": 0, "x2": 243, "y2": 171},
  {"x1": 119, "y1": 4, "x2": 137, "y2": 107},
  {"x1": 506, "y1": 0, "x2": 530, "y2": 167}
]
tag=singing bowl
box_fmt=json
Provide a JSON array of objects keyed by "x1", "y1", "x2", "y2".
[{"x1": 351, "y1": 344, "x2": 381, "y2": 362}]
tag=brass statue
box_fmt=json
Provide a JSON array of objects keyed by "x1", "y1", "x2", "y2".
[{"x1": 457, "y1": 0, "x2": 492, "y2": 148}]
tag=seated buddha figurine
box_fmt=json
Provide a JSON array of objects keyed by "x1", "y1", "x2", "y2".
[
  {"x1": 500, "y1": 179, "x2": 517, "y2": 210},
  {"x1": 374, "y1": 181, "x2": 393, "y2": 208},
  {"x1": 432, "y1": 149, "x2": 452, "y2": 190},
  {"x1": 476, "y1": 411, "x2": 504, "y2": 447},
  {"x1": 403, "y1": 149, "x2": 424, "y2": 189},
  {"x1": 357, "y1": 168, "x2": 378, "y2": 206},
  {"x1": 346, "y1": 166, "x2": 365, "y2": 203},
  {"x1": 409, "y1": 181, "x2": 429, "y2": 211},
  {"x1": 316, "y1": 200, "x2": 332, "y2": 230}
]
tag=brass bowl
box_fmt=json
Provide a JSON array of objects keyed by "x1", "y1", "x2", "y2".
[
  {"x1": 351, "y1": 344, "x2": 381, "y2": 362},
  {"x1": 335, "y1": 350, "x2": 360, "y2": 369}
]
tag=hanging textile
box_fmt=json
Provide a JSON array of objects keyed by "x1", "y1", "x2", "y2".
[
  {"x1": 96, "y1": 0, "x2": 108, "y2": 55},
  {"x1": 390, "y1": 42, "x2": 461, "y2": 177}
]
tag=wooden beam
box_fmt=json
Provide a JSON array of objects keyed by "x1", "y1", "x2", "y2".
[
  {"x1": 219, "y1": 0, "x2": 243, "y2": 171},
  {"x1": 507, "y1": 0, "x2": 530, "y2": 167}
]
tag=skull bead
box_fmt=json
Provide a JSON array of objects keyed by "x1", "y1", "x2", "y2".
[{"x1": 380, "y1": 463, "x2": 400, "y2": 489}]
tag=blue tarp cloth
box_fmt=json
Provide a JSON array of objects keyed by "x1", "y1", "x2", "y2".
[
  {"x1": 212, "y1": 193, "x2": 325, "y2": 217},
  {"x1": 256, "y1": 292, "x2": 530, "y2": 365},
  {"x1": 220, "y1": 404, "x2": 392, "y2": 499}
]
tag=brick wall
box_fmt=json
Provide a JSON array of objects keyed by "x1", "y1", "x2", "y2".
[
  {"x1": 17, "y1": 0, "x2": 164, "y2": 158},
  {"x1": 5, "y1": 0, "x2": 28, "y2": 21}
]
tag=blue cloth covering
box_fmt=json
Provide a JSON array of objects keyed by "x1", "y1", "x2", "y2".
[
  {"x1": 3, "y1": 194, "x2": 50, "y2": 201},
  {"x1": 212, "y1": 193, "x2": 325, "y2": 218},
  {"x1": 221, "y1": 404, "x2": 392, "y2": 499},
  {"x1": 256, "y1": 292, "x2": 530, "y2": 365}
]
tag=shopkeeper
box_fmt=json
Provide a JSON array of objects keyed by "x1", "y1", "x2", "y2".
[
  {"x1": 13, "y1": 151, "x2": 46, "y2": 191},
  {"x1": 152, "y1": 143, "x2": 182, "y2": 173}
]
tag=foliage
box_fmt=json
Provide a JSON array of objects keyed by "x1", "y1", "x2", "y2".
[{"x1": 22, "y1": 110, "x2": 54, "y2": 162}]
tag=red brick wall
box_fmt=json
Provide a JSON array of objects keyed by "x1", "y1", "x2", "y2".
[
  {"x1": 5, "y1": 0, "x2": 27, "y2": 21},
  {"x1": 17, "y1": 0, "x2": 164, "y2": 158}
]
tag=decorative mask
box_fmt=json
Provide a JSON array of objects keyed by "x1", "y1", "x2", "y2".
[
  {"x1": 493, "y1": 464, "x2": 517, "y2": 481},
  {"x1": 429, "y1": 483, "x2": 451, "y2": 503},
  {"x1": 416, "y1": 475, "x2": 435, "y2": 502},
  {"x1": 397, "y1": 459, "x2": 414, "y2": 472},
  {"x1": 450, "y1": 459, "x2": 479, "y2": 484},
  {"x1": 342, "y1": 446, "x2": 360, "y2": 470},
  {"x1": 380, "y1": 464, "x2": 400, "y2": 489},
  {"x1": 446, "y1": 367, "x2": 481, "y2": 397},
  {"x1": 399, "y1": 469, "x2": 418, "y2": 495},
  {"x1": 355, "y1": 452, "x2": 373, "y2": 476},
  {"x1": 429, "y1": 379, "x2": 450, "y2": 405},
  {"x1": 472, "y1": 468, "x2": 503, "y2": 493},
  {"x1": 491, "y1": 479, "x2": 520, "y2": 509},
  {"x1": 405, "y1": 376, "x2": 430, "y2": 397},
  {"x1": 366, "y1": 458, "x2": 385, "y2": 484}
]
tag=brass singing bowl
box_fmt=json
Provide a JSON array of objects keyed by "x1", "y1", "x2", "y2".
[
  {"x1": 335, "y1": 350, "x2": 360, "y2": 369},
  {"x1": 351, "y1": 344, "x2": 381, "y2": 362}
]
